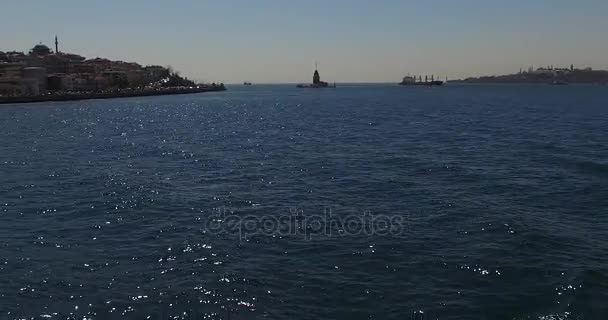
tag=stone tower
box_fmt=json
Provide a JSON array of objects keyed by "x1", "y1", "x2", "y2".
[{"x1": 313, "y1": 62, "x2": 320, "y2": 85}]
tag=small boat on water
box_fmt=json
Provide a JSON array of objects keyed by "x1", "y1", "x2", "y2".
[
  {"x1": 243, "y1": 82, "x2": 252, "y2": 86},
  {"x1": 297, "y1": 63, "x2": 336, "y2": 88},
  {"x1": 399, "y1": 74, "x2": 443, "y2": 86}
]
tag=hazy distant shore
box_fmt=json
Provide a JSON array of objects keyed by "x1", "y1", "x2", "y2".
[{"x1": 452, "y1": 69, "x2": 608, "y2": 85}]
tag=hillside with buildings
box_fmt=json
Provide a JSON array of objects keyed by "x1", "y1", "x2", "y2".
[
  {"x1": 454, "y1": 65, "x2": 608, "y2": 85},
  {"x1": 0, "y1": 37, "x2": 221, "y2": 98}
]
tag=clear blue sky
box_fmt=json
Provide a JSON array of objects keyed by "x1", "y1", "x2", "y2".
[{"x1": 1, "y1": 0, "x2": 607, "y2": 83}]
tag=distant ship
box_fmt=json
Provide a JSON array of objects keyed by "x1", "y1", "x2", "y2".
[
  {"x1": 297, "y1": 63, "x2": 336, "y2": 88},
  {"x1": 399, "y1": 75, "x2": 443, "y2": 86},
  {"x1": 243, "y1": 82, "x2": 252, "y2": 86}
]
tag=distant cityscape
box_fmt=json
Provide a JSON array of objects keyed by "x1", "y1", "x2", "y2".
[
  {"x1": 454, "y1": 64, "x2": 608, "y2": 84},
  {"x1": 0, "y1": 36, "x2": 222, "y2": 98}
]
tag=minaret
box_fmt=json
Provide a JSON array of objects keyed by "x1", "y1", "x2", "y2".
[{"x1": 55, "y1": 35, "x2": 59, "y2": 53}]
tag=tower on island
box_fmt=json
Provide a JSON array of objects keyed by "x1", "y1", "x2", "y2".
[
  {"x1": 296, "y1": 61, "x2": 334, "y2": 88},
  {"x1": 55, "y1": 35, "x2": 59, "y2": 53},
  {"x1": 313, "y1": 62, "x2": 321, "y2": 85}
]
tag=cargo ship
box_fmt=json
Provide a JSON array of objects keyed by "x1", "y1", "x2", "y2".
[{"x1": 399, "y1": 74, "x2": 443, "y2": 86}]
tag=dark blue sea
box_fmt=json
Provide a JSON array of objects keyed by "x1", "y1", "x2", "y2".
[{"x1": 1, "y1": 84, "x2": 607, "y2": 320}]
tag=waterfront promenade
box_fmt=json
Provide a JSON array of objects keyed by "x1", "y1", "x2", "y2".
[{"x1": 0, "y1": 84, "x2": 226, "y2": 104}]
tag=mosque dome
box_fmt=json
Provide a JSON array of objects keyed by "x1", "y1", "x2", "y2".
[{"x1": 30, "y1": 43, "x2": 52, "y2": 56}]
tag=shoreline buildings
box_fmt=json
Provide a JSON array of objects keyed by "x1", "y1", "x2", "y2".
[
  {"x1": 456, "y1": 65, "x2": 608, "y2": 84},
  {"x1": 0, "y1": 37, "x2": 201, "y2": 97}
]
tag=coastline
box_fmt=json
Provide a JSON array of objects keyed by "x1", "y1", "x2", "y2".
[
  {"x1": 451, "y1": 69, "x2": 608, "y2": 85},
  {"x1": 0, "y1": 85, "x2": 226, "y2": 105},
  {"x1": 449, "y1": 80, "x2": 608, "y2": 86}
]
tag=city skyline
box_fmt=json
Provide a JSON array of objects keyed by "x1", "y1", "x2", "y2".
[{"x1": 2, "y1": 0, "x2": 607, "y2": 83}]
